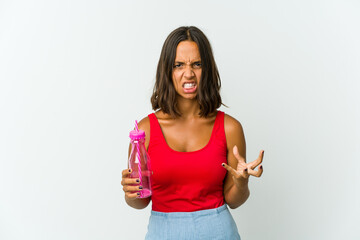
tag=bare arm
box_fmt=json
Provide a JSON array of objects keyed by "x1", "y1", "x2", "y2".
[{"x1": 222, "y1": 114, "x2": 264, "y2": 209}]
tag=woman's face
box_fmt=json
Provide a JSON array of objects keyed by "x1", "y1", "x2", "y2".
[{"x1": 172, "y1": 40, "x2": 202, "y2": 100}]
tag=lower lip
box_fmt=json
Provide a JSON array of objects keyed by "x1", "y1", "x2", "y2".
[{"x1": 183, "y1": 85, "x2": 197, "y2": 93}]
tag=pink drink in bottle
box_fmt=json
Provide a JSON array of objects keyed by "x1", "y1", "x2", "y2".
[{"x1": 128, "y1": 121, "x2": 152, "y2": 198}]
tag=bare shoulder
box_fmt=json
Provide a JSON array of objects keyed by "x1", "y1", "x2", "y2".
[
  {"x1": 137, "y1": 116, "x2": 151, "y2": 140},
  {"x1": 224, "y1": 113, "x2": 246, "y2": 154},
  {"x1": 224, "y1": 113, "x2": 244, "y2": 136},
  {"x1": 137, "y1": 116, "x2": 150, "y2": 132},
  {"x1": 136, "y1": 115, "x2": 151, "y2": 149}
]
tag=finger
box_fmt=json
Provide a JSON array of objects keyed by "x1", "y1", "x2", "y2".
[
  {"x1": 122, "y1": 168, "x2": 132, "y2": 178},
  {"x1": 121, "y1": 177, "x2": 140, "y2": 186},
  {"x1": 248, "y1": 150, "x2": 264, "y2": 169},
  {"x1": 221, "y1": 163, "x2": 239, "y2": 177},
  {"x1": 233, "y1": 167, "x2": 249, "y2": 179},
  {"x1": 248, "y1": 165, "x2": 263, "y2": 177},
  {"x1": 233, "y1": 146, "x2": 246, "y2": 163},
  {"x1": 123, "y1": 185, "x2": 143, "y2": 193},
  {"x1": 126, "y1": 192, "x2": 140, "y2": 199}
]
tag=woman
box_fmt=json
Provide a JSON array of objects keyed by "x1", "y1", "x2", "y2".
[{"x1": 121, "y1": 26, "x2": 264, "y2": 239}]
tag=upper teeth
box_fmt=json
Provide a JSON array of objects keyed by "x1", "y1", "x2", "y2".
[{"x1": 184, "y1": 83, "x2": 195, "y2": 88}]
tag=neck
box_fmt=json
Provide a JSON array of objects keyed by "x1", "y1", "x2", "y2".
[{"x1": 176, "y1": 97, "x2": 200, "y2": 119}]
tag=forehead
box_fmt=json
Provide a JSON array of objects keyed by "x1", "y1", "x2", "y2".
[{"x1": 175, "y1": 41, "x2": 201, "y2": 61}]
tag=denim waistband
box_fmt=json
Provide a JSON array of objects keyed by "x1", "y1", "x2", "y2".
[{"x1": 150, "y1": 204, "x2": 228, "y2": 218}]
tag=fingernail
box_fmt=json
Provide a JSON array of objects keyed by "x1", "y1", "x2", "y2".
[
  {"x1": 260, "y1": 166, "x2": 263, "y2": 169},
  {"x1": 244, "y1": 168, "x2": 248, "y2": 171},
  {"x1": 136, "y1": 179, "x2": 140, "y2": 183},
  {"x1": 137, "y1": 192, "x2": 140, "y2": 196},
  {"x1": 221, "y1": 163, "x2": 225, "y2": 167},
  {"x1": 128, "y1": 169, "x2": 131, "y2": 173},
  {"x1": 139, "y1": 186, "x2": 143, "y2": 190}
]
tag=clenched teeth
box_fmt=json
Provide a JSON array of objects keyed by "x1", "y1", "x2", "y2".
[{"x1": 183, "y1": 83, "x2": 196, "y2": 88}]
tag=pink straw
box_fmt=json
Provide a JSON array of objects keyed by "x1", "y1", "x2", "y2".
[
  {"x1": 135, "y1": 120, "x2": 143, "y2": 197},
  {"x1": 135, "y1": 120, "x2": 139, "y2": 131}
]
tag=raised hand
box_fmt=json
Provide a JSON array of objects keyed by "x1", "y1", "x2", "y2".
[{"x1": 222, "y1": 145, "x2": 264, "y2": 186}]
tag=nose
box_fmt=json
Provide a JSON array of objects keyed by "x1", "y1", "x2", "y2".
[{"x1": 183, "y1": 66, "x2": 195, "y2": 79}]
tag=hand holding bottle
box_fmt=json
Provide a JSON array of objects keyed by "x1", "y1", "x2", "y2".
[{"x1": 121, "y1": 168, "x2": 143, "y2": 199}]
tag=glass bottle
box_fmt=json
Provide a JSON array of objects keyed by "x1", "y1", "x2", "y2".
[{"x1": 128, "y1": 129, "x2": 152, "y2": 198}]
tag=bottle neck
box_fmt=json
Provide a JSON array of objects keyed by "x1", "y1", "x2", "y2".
[{"x1": 131, "y1": 138, "x2": 145, "y2": 144}]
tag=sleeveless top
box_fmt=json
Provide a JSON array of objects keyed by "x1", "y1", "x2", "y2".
[{"x1": 147, "y1": 111, "x2": 227, "y2": 212}]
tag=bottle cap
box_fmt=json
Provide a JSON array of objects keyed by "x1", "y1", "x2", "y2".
[{"x1": 129, "y1": 130, "x2": 145, "y2": 140}]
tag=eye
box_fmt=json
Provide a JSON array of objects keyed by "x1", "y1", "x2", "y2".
[
  {"x1": 193, "y1": 62, "x2": 202, "y2": 68},
  {"x1": 173, "y1": 63, "x2": 182, "y2": 68}
]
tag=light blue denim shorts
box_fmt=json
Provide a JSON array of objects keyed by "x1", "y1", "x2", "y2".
[{"x1": 145, "y1": 204, "x2": 241, "y2": 240}]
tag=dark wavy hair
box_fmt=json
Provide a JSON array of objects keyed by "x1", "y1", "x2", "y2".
[{"x1": 151, "y1": 26, "x2": 223, "y2": 118}]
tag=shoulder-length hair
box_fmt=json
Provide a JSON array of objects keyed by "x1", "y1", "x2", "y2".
[{"x1": 151, "y1": 26, "x2": 223, "y2": 118}]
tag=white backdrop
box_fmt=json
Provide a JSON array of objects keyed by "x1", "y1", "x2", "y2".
[{"x1": 1, "y1": 0, "x2": 359, "y2": 239}]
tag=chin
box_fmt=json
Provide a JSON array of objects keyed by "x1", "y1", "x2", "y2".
[{"x1": 179, "y1": 93, "x2": 197, "y2": 100}]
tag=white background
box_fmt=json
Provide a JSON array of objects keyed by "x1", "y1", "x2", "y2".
[{"x1": 1, "y1": 0, "x2": 359, "y2": 239}]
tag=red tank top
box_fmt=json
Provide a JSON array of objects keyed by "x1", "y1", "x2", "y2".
[{"x1": 147, "y1": 111, "x2": 227, "y2": 212}]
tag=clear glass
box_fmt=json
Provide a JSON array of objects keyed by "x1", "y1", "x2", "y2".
[{"x1": 128, "y1": 138, "x2": 152, "y2": 198}]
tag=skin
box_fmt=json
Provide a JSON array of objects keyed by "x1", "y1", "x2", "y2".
[{"x1": 121, "y1": 40, "x2": 264, "y2": 210}]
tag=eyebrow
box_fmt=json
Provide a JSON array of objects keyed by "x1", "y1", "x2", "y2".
[{"x1": 174, "y1": 60, "x2": 201, "y2": 64}]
